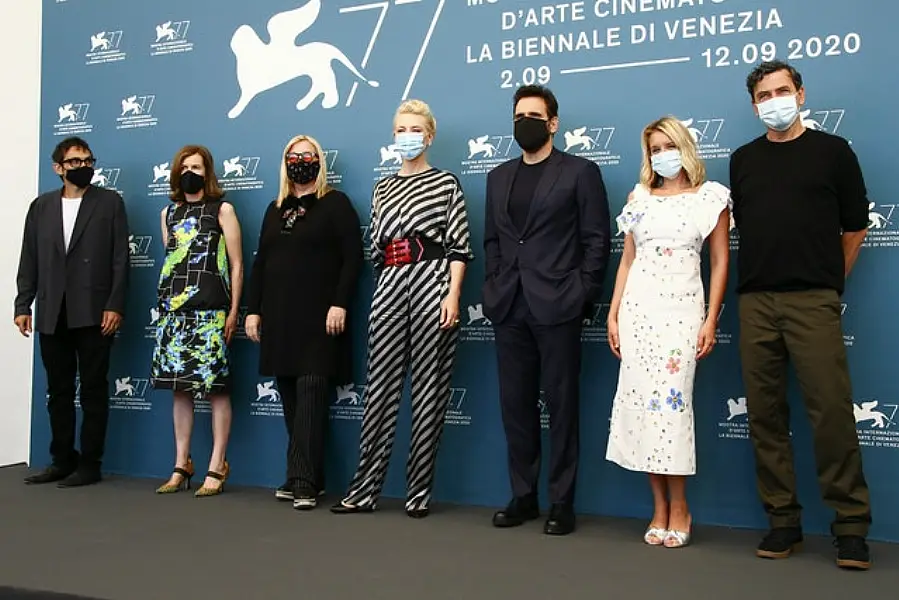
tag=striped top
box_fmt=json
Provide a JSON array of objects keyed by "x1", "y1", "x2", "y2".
[{"x1": 370, "y1": 167, "x2": 474, "y2": 268}]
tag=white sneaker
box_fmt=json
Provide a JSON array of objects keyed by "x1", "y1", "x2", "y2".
[{"x1": 293, "y1": 496, "x2": 317, "y2": 510}]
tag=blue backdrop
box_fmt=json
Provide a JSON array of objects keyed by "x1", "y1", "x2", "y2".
[{"x1": 32, "y1": 0, "x2": 899, "y2": 542}]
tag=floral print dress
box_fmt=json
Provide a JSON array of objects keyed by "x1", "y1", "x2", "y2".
[
  {"x1": 150, "y1": 200, "x2": 232, "y2": 399},
  {"x1": 605, "y1": 181, "x2": 731, "y2": 476}
]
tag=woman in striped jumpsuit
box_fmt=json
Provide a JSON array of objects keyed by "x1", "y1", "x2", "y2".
[{"x1": 331, "y1": 99, "x2": 474, "y2": 518}]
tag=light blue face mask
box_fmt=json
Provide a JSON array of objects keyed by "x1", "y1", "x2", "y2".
[
  {"x1": 651, "y1": 149, "x2": 683, "y2": 179},
  {"x1": 394, "y1": 132, "x2": 427, "y2": 161},
  {"x1": 756, "y1": 95, "x2": 799, "y2": 132}
]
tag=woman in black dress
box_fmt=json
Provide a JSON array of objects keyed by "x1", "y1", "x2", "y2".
[{"x1": 245, "y1": 134, "x2": 364, "y2": 510}]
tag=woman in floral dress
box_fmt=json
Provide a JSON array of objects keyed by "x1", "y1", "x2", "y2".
[
  {"x1": 151, "y1": 145, "x2": 244, "y2": 498},
  {"x1": 606, "y1": 117, "x2": 731, "y2": 548}
]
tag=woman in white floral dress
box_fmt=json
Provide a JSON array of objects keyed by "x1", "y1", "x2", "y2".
[{"x1": 606, "y1": 116, "x2": 731, "y2": 548}]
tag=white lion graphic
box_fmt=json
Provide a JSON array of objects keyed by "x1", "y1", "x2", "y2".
[
  {"x1": 58, "y1": 104, "x2": 77, "y2": 123},
  {"x1": 156, "y1": 22, "x2": 177, "y2": 42},
  {"x1": 115, "y1": 377, "x2": 135, "y2": 396},
  {"x1": 227, "y1": 0, "x2": 379, "y2": 118},
  {"x1": 256, "y1": 381, "x2": 281, "y2": 403},
  {"x1": 563, "y1": 127, "x2": 594, "y2": 151}
]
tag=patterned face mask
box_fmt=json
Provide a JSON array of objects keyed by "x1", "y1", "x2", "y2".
[{"x1": 286, "y1": 160, "x2": 320, "y2": 185}]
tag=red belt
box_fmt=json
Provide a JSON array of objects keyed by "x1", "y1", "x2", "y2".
[{"x1": 384, "y1": 237, "x2": 443, "y2": 267}]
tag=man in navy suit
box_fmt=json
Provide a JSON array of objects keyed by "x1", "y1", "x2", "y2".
[{"x1": 483, "y1": 85, "x2": 611, "y2": 535}]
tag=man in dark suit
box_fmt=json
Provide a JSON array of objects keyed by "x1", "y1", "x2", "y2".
[
  {"x1": 14, "y1": 136, "x2": 129, "y2": 487},
  {"x1": 483, "y1": 85, "x2": 611, "y2": 536}
]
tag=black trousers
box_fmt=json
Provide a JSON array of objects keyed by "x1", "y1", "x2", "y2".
[
  {"x1": 276, "y1": 375, "x2": 330, "y2": 495},
  {"x1": 38, "y1": 305, "x2": 113, "y2": 471},
  {"x1": 493, "y1": 286, "x2": 583, "y2": 505}
]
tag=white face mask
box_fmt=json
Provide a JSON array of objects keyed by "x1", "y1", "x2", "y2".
[
  {"x1": 651, "y1": 149, "x2": 683, "y2": 179},
  {"x1": 756, "y1": 95, "x2": 800, "y2": 132}
]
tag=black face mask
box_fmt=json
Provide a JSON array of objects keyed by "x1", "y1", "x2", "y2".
[
  {"x1": 64, "y1": 166, "x2": 94, "y2": 189},
  {"x1": 514, "y1": 117, "x2": 551, "y2": 152},
  {"x1": 287, "y1": 160, "x2": 321, "y2": 185},
  {"x1": 180, "y1": 170, "x2": 205, "y2": 195}
]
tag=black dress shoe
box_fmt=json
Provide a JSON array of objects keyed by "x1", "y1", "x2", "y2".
[
  {"x1": 543, "y1": 503, "x2": 575, "y2": 535},
  {"x1": 407, "y1": 508, "x2": 430, "y2": 519},
  {"x1": 57, "y1": 469, "x2": 102, "y2": 488},
  {"x1": 330, "y1": 500, "x2": 375, "y2": 514},
  {"x1": 24, "y1": 465, "x2": 75, "y2": 485},
  {"x1": 492, "y1": 496, "x2": 539, "y2": 528}
]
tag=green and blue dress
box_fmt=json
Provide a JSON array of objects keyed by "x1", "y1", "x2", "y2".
[{"x1": 151, "y1": 199, "x2": 232, "y2": 399}]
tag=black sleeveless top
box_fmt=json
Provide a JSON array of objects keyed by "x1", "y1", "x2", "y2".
[{"x1": 157, "y1": 199, "x2": 231, "y2": 313}]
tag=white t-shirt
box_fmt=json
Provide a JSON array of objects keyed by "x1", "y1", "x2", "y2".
[{"x1": 62, "y1": 197, "x2": 82, "y2": 251}]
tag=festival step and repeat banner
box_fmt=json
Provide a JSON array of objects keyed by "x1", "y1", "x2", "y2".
[{"x1": 33, "y1": 0, "x2": 897, "y2": 541}]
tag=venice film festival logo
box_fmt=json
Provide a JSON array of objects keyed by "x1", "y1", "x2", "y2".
[
  {"x1": 111, "y1": 376, "x2": 151, "y2": 411},
  {"x1": 128, "y1": 233, "x2": 155, "y2": 269},
  {"x1": 329, "y1": 384, "x2": 472, "y2": 426},
  {"x1": 561, "y1": 124, "x2": 622, "y2": 167},
  {"x1": 459, "y1": 134, "x2": 518, "y2": 177},
  {"x1": 148, "y1": 162, "x2": 171, "y2": 198},
  {"x1": 718, "y1": 396, "x2": 749, "y2": 440},
  {"x1": 250, "y1": 381, "x2": 284, "y2": 417},
  {"x1": 581, "y1": 303, "x2": 612, "y2": 344},
  {"x1": 854, "y1": 400, "x2": 899, "y2": 448},
  {"x1": 86, "y1": 30, "x2": 126, "y2": 66},
  {"x1": 88, "y1": 165, "x2": 122, "y2": 194},
  {"x1": 678, "y1": 117, "x2": 731, "y2": 162},
  {"x1": 146, "y1": 307, "x2": 160, "y2": 340},
  {"x1": 151, "y1": 20, "x2": 194, "y2": 57},
  {"x1": 226, "y1": 0, "x2": 381, "y2": 119},
  {"x1": 331, "y1": 383, "x2": 367, "y2": 421},
  {"x1": 116, "y1": 94, "x2": 158, "y2": 130},
  {"x1": 373, "y1": 142, "x2": 411, "y2": 181},
  {"x1": 219, "y1": 156, "x2": 264, "y2": 192},
  {"x1": 460, "y1": 302, "x2": 493, "y2": 343},
  {"x1": 54, "y1": 102, "x2": 92, "y2": 137}
]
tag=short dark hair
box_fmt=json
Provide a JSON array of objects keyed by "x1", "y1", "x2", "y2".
[
  {"x1": 745, "y1": 60, "x2": 803, "y2": 98},
  {"x1": 52, "y1": 137, "x2": 92, "y2": 164},
  {"x1": 513, "y1": 85, "x2": 559, "y2": 119}
]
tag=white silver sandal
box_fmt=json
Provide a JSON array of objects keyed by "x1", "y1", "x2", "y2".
[
  {"x1": 663, "y1": 528, "x2": 692, "y2": 548},
  {"x1": 644, "y1": 525, "x2": 668, "y2": 546}
]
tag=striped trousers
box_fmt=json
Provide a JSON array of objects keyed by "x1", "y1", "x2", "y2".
[
  {"x1": 343, "y1": 259, "x2": 459, "y2": 511},
  {"x1": 276, "y1": 375, "x2": 329, "y2": 496}
]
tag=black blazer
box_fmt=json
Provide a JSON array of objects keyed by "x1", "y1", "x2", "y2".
[
  {"x1": 15, "y1": 185, "x2": 130, "y2": 334},
  {"x1": 482, "y1": 149, "x2": 611, "y2": 326}
]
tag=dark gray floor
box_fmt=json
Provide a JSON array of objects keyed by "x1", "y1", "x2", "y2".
[{"x1": 0, "y1": 465, "x2": 893, "y2": 600}]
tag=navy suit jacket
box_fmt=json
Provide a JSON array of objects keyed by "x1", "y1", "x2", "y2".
[
  {"x1": 482, "y1": 148, "x2": 611, "y2": 326},
  {"x1": 15, "y1": 185, "x2": 130, "y2": 334}
]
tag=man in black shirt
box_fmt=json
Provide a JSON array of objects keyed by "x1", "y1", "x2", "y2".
[
  {"x1": 483, "y1": 85, "x2": 611, "y2": 535},
  {"x1": 730, "y1": 60, "x2": 872, "y2": 570}
]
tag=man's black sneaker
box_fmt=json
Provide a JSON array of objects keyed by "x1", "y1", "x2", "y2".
[
  {"x1": 756, "y1": 527, "x2": 803, "y2": 559},
  {"x1": 835, "y1": 535, "x2": 871, "y2": 570}
]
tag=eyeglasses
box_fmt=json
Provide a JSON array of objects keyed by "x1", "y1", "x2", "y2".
[
  {"x1": 61, "y1": 157, "x2": 96, "y2": 168},
  {"x1": 285, "y1": 152, "x2": 318, "y2": 164}
]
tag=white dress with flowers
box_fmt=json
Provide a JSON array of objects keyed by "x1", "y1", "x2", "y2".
[{"x1": 605, "y1": 181, "x2": 732, "y2": 476}]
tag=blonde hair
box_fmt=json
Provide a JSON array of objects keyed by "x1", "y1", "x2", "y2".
[
  {"x1": 639, "y1": 116, "x2": 706, "y2": 189},
  {"x1": 394, "y1": 99, "x2": 436, "y2": 137},
  {"x1": 277, "y1": 134, "x2": 332, "y2": 206}
]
